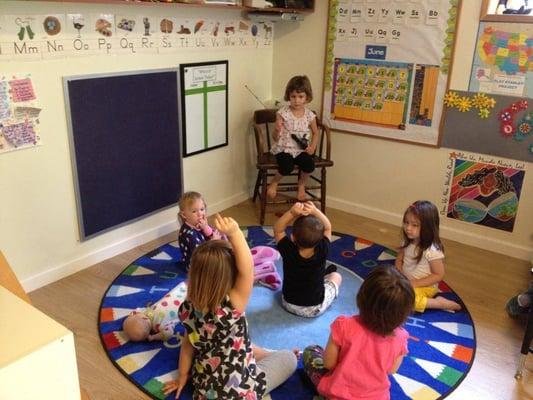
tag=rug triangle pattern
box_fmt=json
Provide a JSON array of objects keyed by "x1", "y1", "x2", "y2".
[{"x1": 98, "y1": 226, "x2": 475, "y2": 400}]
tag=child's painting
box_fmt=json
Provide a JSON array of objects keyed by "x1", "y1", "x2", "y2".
[{"x1": 445, "y1": 153, "x2": 526, "y2": 232}]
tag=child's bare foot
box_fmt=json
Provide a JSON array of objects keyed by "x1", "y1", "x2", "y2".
[
  {"x1": 434, "y1": 296, "x2": 462, "y2": 311},
  {"x1": 252, "y1": 344, "x2": 270, "y2": 361},
  {"x1": 297, "y1": 184, "x2": 306, "y2": 201},
  {"x1": 267, "y1": 182, "x2": 278, "y2": 199}
]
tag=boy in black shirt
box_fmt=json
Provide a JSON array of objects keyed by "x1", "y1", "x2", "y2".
[{"x1": 274, "y1": 201, "x2": 342, "y2": 317}]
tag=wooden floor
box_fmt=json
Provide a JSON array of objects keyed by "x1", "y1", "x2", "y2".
[{"x1": 30, "y1": 200, "x2": 533, "y2": 400}]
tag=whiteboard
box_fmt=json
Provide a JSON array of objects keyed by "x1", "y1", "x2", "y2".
[{"x1": 180, "y1": 60, "x2": 228, "y2": 157}]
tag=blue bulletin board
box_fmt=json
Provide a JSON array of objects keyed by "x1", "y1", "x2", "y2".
[{"x1": 64, "y1": 69, "x2": 183, "y2": 240}]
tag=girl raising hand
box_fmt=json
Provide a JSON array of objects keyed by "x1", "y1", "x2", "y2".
[{"x1": 164, "y1": 214, "x2": 297, "y2": 399}]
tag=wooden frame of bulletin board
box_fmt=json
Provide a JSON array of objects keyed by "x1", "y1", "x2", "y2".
[{"x1": 322, "y1": 0, "x2": 462, "y2": 147}]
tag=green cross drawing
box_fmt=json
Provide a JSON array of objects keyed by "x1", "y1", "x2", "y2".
[{"x1": 185, "y1": 81, "x2": 226, "y2": 148}]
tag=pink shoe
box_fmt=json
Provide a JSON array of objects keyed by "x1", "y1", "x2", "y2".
[{"x1": 251, "y1": 246, "x2": 280, "y2": 266}]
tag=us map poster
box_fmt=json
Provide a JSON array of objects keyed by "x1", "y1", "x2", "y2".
[
  {"x1": 469, "y1": 22, "x2": 533, "y2": 98},
  {"x1": 323, "y1": 0, "x2": 460, "y2": 146}
]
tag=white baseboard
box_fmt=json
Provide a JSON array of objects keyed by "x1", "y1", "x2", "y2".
[
  {"x1": 24, "y1": 191, "x2": 250, "y2": 293},
  {"x1": 328, "y1": 196, "x2": 533, "y2": 262}
]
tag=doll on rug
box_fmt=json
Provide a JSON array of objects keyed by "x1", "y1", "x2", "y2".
[{"x1": 123, "y1": 281, "x2": 187, "y2": 342}]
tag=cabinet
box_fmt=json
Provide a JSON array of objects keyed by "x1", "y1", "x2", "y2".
[{"x1": 0, "y1": 286, "x2": 81, "y2": 400}]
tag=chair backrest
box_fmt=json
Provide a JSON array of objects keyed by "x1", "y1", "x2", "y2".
[
  {"x1": 253, "y1": 108, "x2": 331, "y2": 160},
  {"x1": 253, "y1": 109, "x2": 277, "y2": 155}
]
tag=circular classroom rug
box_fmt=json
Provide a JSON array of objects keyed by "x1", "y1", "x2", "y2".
[{"x1": 98, "y1": 226, "x2": 476, "y2": 400}]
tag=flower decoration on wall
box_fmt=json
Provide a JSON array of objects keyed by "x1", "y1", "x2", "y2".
[
  {"x1": 444, "y1": 91, "x2": 496, "y2": 118},
  {"x1": 479, "y1": 108, "x2": 490, "y2": 118},
  {"x1": 497, "y1": 99, "x2": 529, "y2": 139},
  {"x1": 515, "y1": 111, "x2": 533, "y2": 141},
  {"x1": 457, "y1": 96, "x2": 472, "y2": 112},
  {"x1": 444, "y1": 91, "x2": 460, "y2": 107}
]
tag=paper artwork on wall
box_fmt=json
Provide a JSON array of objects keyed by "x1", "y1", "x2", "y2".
[
  {"x1": 441, "y1": 151, "x2": 526, "y2": 232},
  {"x1": 469, "y1": 22, "x2": 533, "y2": 98},
  {"x1": 0, "y1": 74, "x2": 42, "y2": 154},
  {"x1": 322, "y1": 0, "x2": 460, "y2": 146},
  {"x1": 180, "y1": 60, "x2": 228, "y2": 157},
  {"x1": 0, "y1": 13, "x2": 273, "y2": 61}
]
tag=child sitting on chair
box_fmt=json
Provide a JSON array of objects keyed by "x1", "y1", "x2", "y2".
[
  {"x1": 268, "y1": 75, "x2": 319, "y2": 201},
  {"x1": 123, "y1": 281, "x2": 187, "y2": 342},
  {"x1": 274, "y1": 201, "x2": 342, "y2": 317},
  {"x1": 178, "y1": 191, "x2": 222, "y2": 270}
]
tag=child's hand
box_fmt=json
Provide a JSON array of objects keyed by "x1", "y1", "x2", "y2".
[
  {"x1": 305, "y1": 143, "x2": 316, "y2": 155},
  {"x1": 163, "y1": 373, "x2": 188, "y2": 398},
  {"x1": 290, "y1": 202, "x2": 308, "y2": 217},
  {"x1": 214, "y1": 214, "x2": 239, "y2": 236},
  {"x1": 196, "y1": 217, "x2": 209, "y2": 230},
  {"x1": 212, "y1": 230, "x2": 223, "y2": 240},
  {"x1": 303, "y1": 201, "x2": 317, "y2": 215}
]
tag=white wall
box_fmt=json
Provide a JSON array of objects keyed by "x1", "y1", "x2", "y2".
[
  {"x1": 2, "y1": 1, "x2": 531, "y2": 292},
  {"x1": 0, "y1": 1, "x2": 272, "y2": 290},
  {"x1": 273, "y1": 0, "x2": 533, "y2": 260}
]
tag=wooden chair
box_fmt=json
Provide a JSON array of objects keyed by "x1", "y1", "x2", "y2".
[{"x1": 252, "y1": 108, "x2": 333, "y2": 225}]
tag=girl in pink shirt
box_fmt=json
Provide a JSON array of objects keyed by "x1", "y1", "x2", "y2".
[{"x1": 303, "y1": 265, "x2": 415, "y2": 400}]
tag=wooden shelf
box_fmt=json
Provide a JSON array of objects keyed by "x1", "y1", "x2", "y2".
[
  {"x1": 246, "y1": 7, "x2": 313, "y2": 13},
  {"x1": 34, "y1": 0, "x2": 314, "y2": 14}
]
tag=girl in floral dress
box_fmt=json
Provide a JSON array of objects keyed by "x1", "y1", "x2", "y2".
[{"x1": 164, "y1": 214, "x2": 297, "y2": 399}]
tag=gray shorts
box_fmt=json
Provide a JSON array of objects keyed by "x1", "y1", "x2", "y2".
[{"x1": 282, "y1": 280, "x2": 339, "y2": 318}]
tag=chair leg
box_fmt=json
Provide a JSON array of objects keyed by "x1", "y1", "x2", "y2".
[
  {"x1": 253, "y1": 171, "x2": 261, "y2": 202},
  {"x1": 320, "y1": 167, "x2": 327, "y2": 212},
  {"x1": 515, "y1": 305, "x2": 533, "y2": 379},
  {"x1": 260, "y1": 170, "x2": 268, "y2": 225}
]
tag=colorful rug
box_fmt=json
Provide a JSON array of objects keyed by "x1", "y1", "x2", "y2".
[{"x1": 98, "y1": 226, "x2": 476, "y2": 400}]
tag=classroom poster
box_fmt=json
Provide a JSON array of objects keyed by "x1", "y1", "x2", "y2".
[
  {"x1": 0, "y1": 13, "x2": 272, "y2": 61},
  {"x1": 0, "y1": 74, "x2": 42, "y2": 154},
  {"x1": 469, "y1": 22, "x2": 533, "y2": 98},
  {"x1": 180, "y1": 60, "x2": 228, "y2": 157},
  {"x1": 322, "y1": 0, "x2": 460, "y2": 146},
  {"x1": 441, "y1": 151, "x2": 526, "y2": 232}
]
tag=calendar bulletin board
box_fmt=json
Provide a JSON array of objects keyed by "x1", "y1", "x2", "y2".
[{"x1": 322, "y1": 0, "x2": 461, "y2": 146}]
